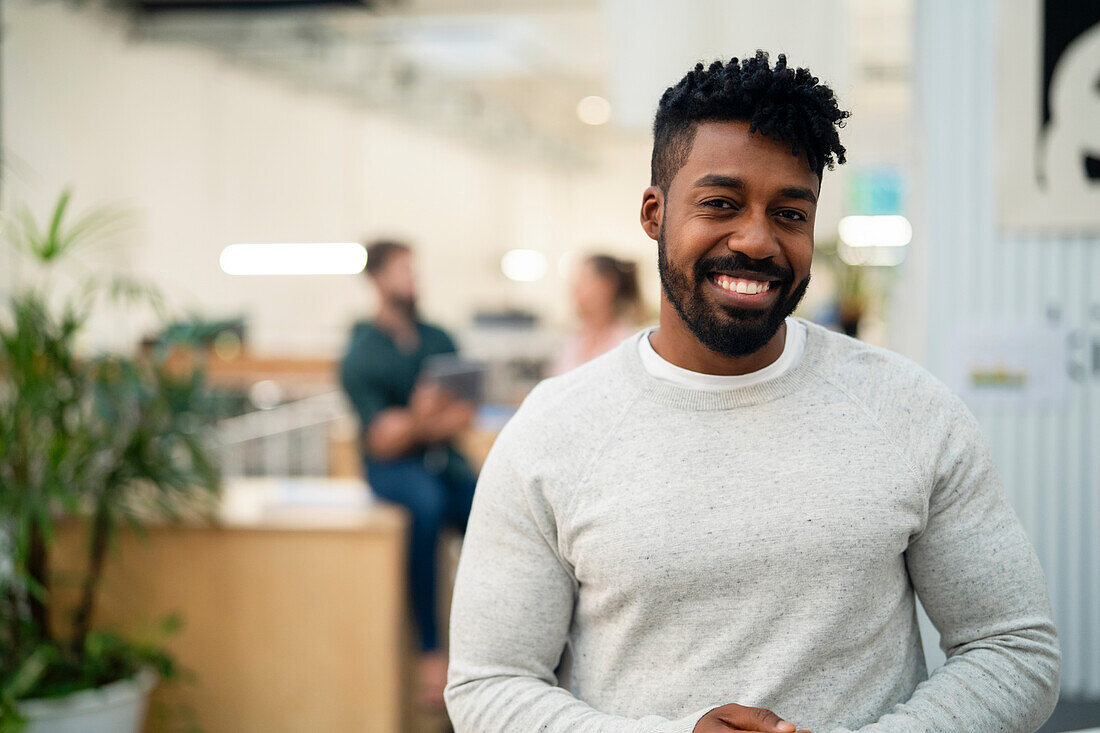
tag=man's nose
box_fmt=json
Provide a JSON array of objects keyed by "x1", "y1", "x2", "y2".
[{"x1": 726, "y1": 210, "x2": 780, "y2": 260}]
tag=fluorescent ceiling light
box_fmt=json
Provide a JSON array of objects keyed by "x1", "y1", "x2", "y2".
[
  {"x1": 219, "y1": 242, "x2": 367, "y2": 276},
  {"x1": 838, "y1": 215, "x2": 912, "y2": 248},
  {"x1": 501, "y1": 249, "x2": 547, "y2": 282},
  {"x1": 576, "y1": 96, "x2": 611, "y2": 126}
]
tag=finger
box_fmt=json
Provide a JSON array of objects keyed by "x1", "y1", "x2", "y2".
[
  {"x1": 751, "y1": 706, "x2": 795, "y2": 732},
  {"x1": 718, "y1": 707, "x2": 796, "y2": 733}
]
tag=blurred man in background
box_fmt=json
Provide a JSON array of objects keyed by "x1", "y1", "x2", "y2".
[{"x1": 339, "y1": 240, "x2": 477, "y2": 711}]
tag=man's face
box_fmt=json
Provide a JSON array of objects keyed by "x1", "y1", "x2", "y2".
[
  {"x1": 373, "y1": 250, "x2": 418, "y2": 314},
  {"x1": 644, "y1": 120, "x2": 819, "y2": 357}
]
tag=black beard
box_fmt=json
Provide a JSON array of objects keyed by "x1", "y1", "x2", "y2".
[
  {"x1": 390, "y1": 295, "x2": 418, "y2": 320},
  {"x1": 657, "y1": 230, "x2": 809, "y2": 358}
]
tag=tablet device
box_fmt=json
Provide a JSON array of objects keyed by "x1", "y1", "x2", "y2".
[{"x1": 420, "y1": 354, "x2": 487, "y2": 404}]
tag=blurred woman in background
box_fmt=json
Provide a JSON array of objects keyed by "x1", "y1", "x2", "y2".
[{"x1": 551, "y1": 254, "x2": 644, "y2": 376}]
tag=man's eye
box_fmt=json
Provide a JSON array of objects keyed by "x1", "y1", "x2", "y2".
[
  {"x1": 702, "y1": 200, "x2": 735, "y2": 210},
  {"x1": 777, "y1": 210, "x2": 807, "y2": 222}
]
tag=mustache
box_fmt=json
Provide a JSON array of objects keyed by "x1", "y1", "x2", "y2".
[{"x1": 693, "y1": 253, "x2": 793, "y2": 285}]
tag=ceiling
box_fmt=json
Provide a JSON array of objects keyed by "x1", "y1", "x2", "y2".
[{"x1": 128, "y1": 0, "x2": 910, "y2": 164}]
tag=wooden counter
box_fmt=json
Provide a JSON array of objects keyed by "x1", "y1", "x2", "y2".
[{"x1": 53, "y1": 491, "x2": 409, "y2": 733}]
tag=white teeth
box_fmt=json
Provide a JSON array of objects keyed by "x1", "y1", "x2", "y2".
[{"x1": 715, "y1": 276, "x2": 771, "y2": 294}]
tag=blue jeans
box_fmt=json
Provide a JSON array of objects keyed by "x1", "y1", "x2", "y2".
[{"x1": 365, "y1": 450, "x2": 477, "y2": 652}]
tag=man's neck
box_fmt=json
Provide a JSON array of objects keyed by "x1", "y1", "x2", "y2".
[{"x1": 648, "y1": 298, "x2": 786, "y2": 376}]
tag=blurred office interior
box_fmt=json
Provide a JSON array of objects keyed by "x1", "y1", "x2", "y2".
[{"x1": 1, "y1": 0, "x2": 1098, "y2": 731}]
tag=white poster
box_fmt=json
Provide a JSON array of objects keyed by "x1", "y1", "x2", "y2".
[
  {"x1": 945, "y1": 321, "x2": 1069, "y2": 407},
  {"x1": 996, "y1": 0, "x2": 1100, "y2": 230}
]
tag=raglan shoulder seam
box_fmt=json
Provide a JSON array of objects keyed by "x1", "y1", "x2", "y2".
[{"x1": 807, "y1": 363, "x2": 931, "y2": 495}]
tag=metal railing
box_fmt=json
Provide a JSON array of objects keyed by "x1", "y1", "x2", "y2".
[{"x1": 217, "y1": 390, "x2": 353, "y2": 477}]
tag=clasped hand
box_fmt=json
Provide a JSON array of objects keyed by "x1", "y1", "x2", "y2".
[
  {"x1": 410, "y1": 381, "x2": 474, "y2": 443},
  {"x1": 694, "y1": 703, "x2": 811, "y2": 733}
]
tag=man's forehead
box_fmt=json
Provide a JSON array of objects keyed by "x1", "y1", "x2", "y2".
[{"x1": 682, "y1": 120, "x2": 819, "y2": 190}]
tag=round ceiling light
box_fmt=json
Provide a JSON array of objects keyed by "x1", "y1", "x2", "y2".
[{"x1": 576, "y1": 95, "x2": 611, "y2": 126}]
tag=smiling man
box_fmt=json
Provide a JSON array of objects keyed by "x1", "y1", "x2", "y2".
[{"x1": 445, "y1": 52, "x2": 1060, "y2": 733}]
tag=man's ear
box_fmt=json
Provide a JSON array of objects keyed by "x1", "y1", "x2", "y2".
[{"x1": 640, "y1": 186, "x2": 664, "y2": 242}]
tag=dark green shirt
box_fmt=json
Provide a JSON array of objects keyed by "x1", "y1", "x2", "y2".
[{"x1": 339, "y1": 320, "x2": 457, "y2": 456}]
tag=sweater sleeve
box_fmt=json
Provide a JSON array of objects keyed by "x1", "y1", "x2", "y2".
[
  {"x1": 832, "y1": 398, "x2": 1061, "y2": 733},
  {"x1": 444, "y1": 417, "x2": 719, "y2": 733}
]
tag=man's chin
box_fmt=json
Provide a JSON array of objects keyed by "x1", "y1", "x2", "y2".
[
  {"x1": 391, "y1": 296, "x2": 418, "y2": 316},
  {"x1": 708, "y1": 298, "x2": 785, "y2": 327},
  {"x1": 690, "y1": 303, "x2": 788, "y2": 357},
  {"x1": 714, "y1": 304, "x2": 775, "y2": 322}
]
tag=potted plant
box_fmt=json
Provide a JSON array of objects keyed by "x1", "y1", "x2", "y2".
[
  {"x1": 814, "y1": 238, "x2": 882, "y2": 339},
  {"x1": 0, "y1": 191, "x2": 221, "y2": 732}
]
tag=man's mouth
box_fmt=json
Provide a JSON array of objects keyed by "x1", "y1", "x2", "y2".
[{"x1": 707, "y1": 272, "x2": 778, "y2": 296}]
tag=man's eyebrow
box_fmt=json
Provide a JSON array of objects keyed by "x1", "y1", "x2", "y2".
[
  {"x1": 779, "y1": 186, "x2": 819, "y2": 205},
  {"x1": 692, "y1": 175, "x2": 819, "y2": 206},
  {"x1": 693, "y1": 174, "x2": 745, "y2": 190}
]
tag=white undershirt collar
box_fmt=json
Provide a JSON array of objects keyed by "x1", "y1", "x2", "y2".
[{"x1": 637, "y1": 317, "x2": 807, "y2": 392}]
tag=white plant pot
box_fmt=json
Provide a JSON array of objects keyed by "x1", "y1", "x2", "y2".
[{"x1": 16, "y1": 668, "x2": 157, "y2": 733}]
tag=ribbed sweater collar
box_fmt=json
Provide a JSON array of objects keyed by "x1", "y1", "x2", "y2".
[{"x1": 617, "y1": 317, "x2": 831, "y2": 410}]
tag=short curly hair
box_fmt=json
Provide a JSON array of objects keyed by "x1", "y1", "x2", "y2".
[{"x1": 651, "y1": 50, "x2": 850, "y2": 191}]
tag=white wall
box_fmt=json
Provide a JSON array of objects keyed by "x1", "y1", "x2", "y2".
[
  {"x1": 3, "y1": 0, "x2": 912, "y2": 360},
  {"x1": 915, "y1": 0, "x2": 1100, "y2": 697},
  {"x1": 2, "y1": 0, "x2": 662, "y2": 357}
]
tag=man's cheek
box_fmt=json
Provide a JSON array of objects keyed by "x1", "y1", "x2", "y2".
[{"x1": 680, "y1": 219, "x2": 722, "y2": 246}]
